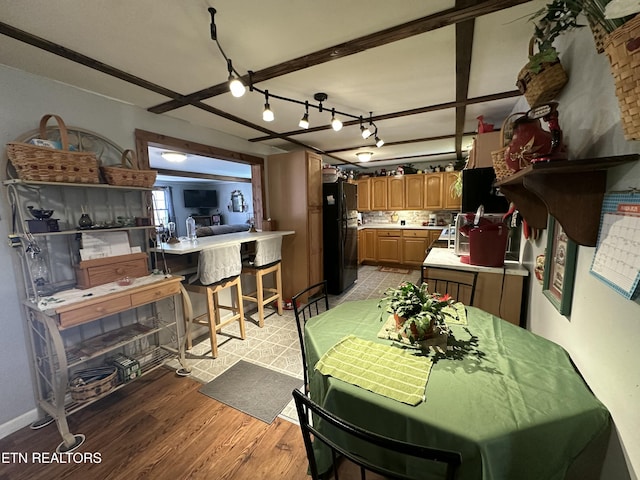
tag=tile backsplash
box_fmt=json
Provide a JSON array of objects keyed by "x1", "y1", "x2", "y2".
[{"x1": 361, "y1": 210, "x2": 454, "y2": 226}]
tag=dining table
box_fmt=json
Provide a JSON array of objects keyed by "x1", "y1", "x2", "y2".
[{"x1": 304, "y1": 299, "x2": 610, "y2": 480}]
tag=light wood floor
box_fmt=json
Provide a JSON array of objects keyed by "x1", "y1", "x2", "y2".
[{"x1": 0, "y1": 368, "x2": 309, "y2": 480}]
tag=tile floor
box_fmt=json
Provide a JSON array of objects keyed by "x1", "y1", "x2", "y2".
[{"x1": 166, "y1": 265, "x2": 418, "y2": 422}]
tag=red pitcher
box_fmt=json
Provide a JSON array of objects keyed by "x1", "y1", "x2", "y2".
[{"x1": 504, "y1": 102, "x2": 566, "y2": 173}]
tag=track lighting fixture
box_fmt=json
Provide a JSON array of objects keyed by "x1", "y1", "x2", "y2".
[
  {"x1": 299, "y1": 101, "x2": 310, "y2": 129},
  {"x1": 227, "y1": 59, "x2": 245, "y2": 98},
  {"x1": 208, "y1": 7, "x2": 384, "y2": 146},
  {"x1": 356, "y1": 151, "x2": 373, "y2": 162},
  {"x1": 263, "y1": 90, "x2": 274, "y2": 122},
  {"x1": 331, "y1": 109, "x2": 343, "y2": 132}
]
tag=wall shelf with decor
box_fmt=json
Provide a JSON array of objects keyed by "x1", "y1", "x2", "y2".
[{"x1": 495, "y1": 155, "x2": 639, "y2": 246}]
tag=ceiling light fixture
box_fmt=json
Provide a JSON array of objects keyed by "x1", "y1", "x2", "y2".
[
  {"x1": 227, "y1": 59, "x2": 246, "y2": 98},
  {"x1": 207, "y1": 7, "x2": 384, "y2": 148},
  {"x1": 356, "y1": 151, "x2": 373, "y2": 162},
  {"x1": 263, "y1": 90, "x2": 274, "y2": 122},
  {"x1": 161, "y1": 151, "x2": 187, "y2": 163},
  {"x1": 299, "y1": 101, "x2": 310, "y2": 129}
]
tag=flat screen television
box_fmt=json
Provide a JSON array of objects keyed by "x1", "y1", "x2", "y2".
[{"x1": 183, "y1": 189, "x2": 218, "y2": 208}]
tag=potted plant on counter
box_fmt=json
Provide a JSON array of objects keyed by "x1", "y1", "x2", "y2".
[{"x1": 378, "y1": 282, "x2": 455, "y2": 344}]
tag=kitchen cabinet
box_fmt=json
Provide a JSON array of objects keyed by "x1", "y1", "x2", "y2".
[
  {"x1": 376, "y1": 229, "x2": 402, "y2": 263},
  {"x1": 3, "y1": 175, "x2": 186, "y2": 453},
  {"x1": 387, "y1": 176, "x2": 405, "y2": 210},
  {"x1": 402, "y1": 230, "x2": 430, "y2": 266},
  {"x1": 443, "y1": 171, "x2": 462, "y2": 211},
  {"x1": 357, "y1": 178, "x2": 370, "y2": 211},
  {"x1": 361, "y1": 229, "x2": 377, "y2": 262},
  {"x1": 370, "y1": 177, "x2": 388, "y2": 210},
  {"x1": 267, "y1": 150, "x2": 323, "y2": 300},
  {"x1": 496, "y1": 154, "x2": 638, "y2": 246},
  {"x1": 424, "y1": 173, "x2": 443, "y2": 210},
  {"x1": 404, "y1": 174, "x2": 424, "y2": 209}
]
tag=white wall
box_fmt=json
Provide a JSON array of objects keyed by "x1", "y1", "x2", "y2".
[
  {"x1": 0, "y1": 65, "x2": 280, "y2": 435},
  {"x1": 514, "y1": 29, "x2": 640, "y2": 479}
]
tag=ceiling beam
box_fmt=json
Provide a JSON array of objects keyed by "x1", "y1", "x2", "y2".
[
  {"x1": 454, "y1": 0, "x2": 478, "y2": 159},
  {"x1": 324, "y1": 132, "x2": 477, "y2": 154},
  {"x1": 147, "y1": 0, "x2": 533, "y2": 114}
]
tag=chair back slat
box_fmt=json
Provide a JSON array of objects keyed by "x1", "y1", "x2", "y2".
[{"x1": 292, "y1": 389, "x2": 462, "y2": 480}]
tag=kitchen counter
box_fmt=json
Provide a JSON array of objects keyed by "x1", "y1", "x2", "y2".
[
  {"x1": 358, "y1": 224, "x2": 445, "y2": 231},
  {"x1": 423, "y1": 247, "x2": 529, "y2": 276},
  {"x1": 422, "y1": 248, "x2": 529, "y2": 326}
]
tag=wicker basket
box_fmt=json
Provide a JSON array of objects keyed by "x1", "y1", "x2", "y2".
[
  {"x1": 101, "y1": 149, "x2": 157, "y2": 188},
  {"x1": 491, "y1": 112, "x2": 525, "y2": 181},
  {"x1": 605, "y1": 14, "x2": 640, "y2": 141},
  {"x1": 516, "y1": 38, "x2": 569, "y2": 108},
  {"x1": 6, "y1": 114, "x2": 100, "y2": 184},
  {"x1": 69, "y1": 366, "x2": 118, "y2": 402}
]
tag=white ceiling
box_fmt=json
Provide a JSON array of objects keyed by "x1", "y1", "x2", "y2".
[{"x1": 0, "y1": 0, "x2": 547, "y2": 174}]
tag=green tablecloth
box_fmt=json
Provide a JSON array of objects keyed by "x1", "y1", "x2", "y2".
[{"x1": 305, "y1": 300, "x2": 610, "y2": 480}]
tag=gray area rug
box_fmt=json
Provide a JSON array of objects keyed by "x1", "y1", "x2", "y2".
[{"x1": 199, "y1": 360, "x2": 303, "y2": 423}]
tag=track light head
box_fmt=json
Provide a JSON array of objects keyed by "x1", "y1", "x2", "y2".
[
  {"x1": 331, "y1": 108, "x2": 343, "y2": 132},
  {"x1": 299, "y1": 101, "x2": 310, "y2": 129},
  {"x1": 263, "y1": 90, "x2": 274, "y2": 122},
  {"x1": 227, "y1": 59, "x2": 245, "y2": 97},
  {"x1": 375, "y1": 136, "x2": 384, "y2": 148},
  {"x1": 361, "y1": 125, "x2": 372, "y2": 139}
]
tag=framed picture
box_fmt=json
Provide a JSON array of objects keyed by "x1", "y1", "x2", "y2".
[{"x1": 543, "y1": 216, "x2": 577, "y2": 315}]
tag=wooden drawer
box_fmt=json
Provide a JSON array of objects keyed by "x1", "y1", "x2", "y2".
[
  {"x1": 377, "y1": 229, "x2": 402, "y2": 237},
  {"x1": 58, "y1": 296, "x2": 132, "y2": 328},
  {"x1": 75, "y1": 253, "x2": 149, "y2": 289},
  {"x1": 402, "y1": 229, "x2": 429, "y2": 238},
  {"x1": 131, "y1": 281, "x2": 181, "y2": 307}
]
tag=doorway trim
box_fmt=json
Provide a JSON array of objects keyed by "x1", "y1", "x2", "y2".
[{"x1": 134, "y1": 129, "x2": 266, "y2": 229}]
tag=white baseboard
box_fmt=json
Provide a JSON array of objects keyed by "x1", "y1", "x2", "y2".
[{"x1": 0, "y1": 409, "x2": 39, "y2": 440}]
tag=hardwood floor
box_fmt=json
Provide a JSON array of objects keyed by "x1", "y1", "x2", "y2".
[{"x1": 0, "y1": 368, "x2": 309, "y2": 480}]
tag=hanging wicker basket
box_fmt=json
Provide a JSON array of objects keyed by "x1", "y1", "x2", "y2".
[
  {"x1": 6, "y1": 114, "x2": 101, "y2": 184},
  {"x1": 516, "y1": 39, "x2": 569, "y2": 108},
  {"x1": 101, "y1": 149, "x2": 157, "y2": 188},
  {"x1": 605, "y1": 14, "x2": 640, "y2": 141},
  {"x1": 491, "y1": 112, "x2": 525, "y2": 181}
]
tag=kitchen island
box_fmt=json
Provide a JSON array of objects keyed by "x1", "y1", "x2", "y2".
[
  {"x1": 152, "y1": 230, "x2": 295, "y2": 255},
  {"x1": 422, "y1": 248, "x2": 529, "y2": 326}
]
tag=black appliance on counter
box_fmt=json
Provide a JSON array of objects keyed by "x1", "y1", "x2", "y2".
[
  {"x1": 462, "y1": 167, "x2": 509, "y2": 213},
  {"x1": 323, "y1": 181, "x2": 358, "y2": 294}
]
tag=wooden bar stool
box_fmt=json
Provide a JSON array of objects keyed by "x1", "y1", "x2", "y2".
[
  {"x1": 241, "y1": 236, "x2": 283, "y2": 327},
  {"x1": 183, "y1": 243, "x2": 246, "y2": 358}
]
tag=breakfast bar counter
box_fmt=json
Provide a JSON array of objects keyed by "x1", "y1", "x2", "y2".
[{"x1": 152, "y1": 230, "x2": 295, "y2": 255}]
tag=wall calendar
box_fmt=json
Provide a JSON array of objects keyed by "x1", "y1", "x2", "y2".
[{"x1": 590, "y1": 191, "x2": 640, "y2": 300}]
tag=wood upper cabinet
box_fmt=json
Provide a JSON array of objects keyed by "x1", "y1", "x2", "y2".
[
  {"x1": 424, "y1": 173, "x2": 443, "y2": 210},
  {"x1": 370, "y1": 177, "x2": 388, "y2": 211},
  {"x1": 443, "y1": 171, "x2": 462, "y2": 211},
  {"x1": 405, "y1": 175, "x2": 424, "y2": 209},
  {"x1": 387, "y1": 176, "x2": 405, "y2": 210},
  {"x1": 357, "y1": 178, "x2": 370, "y2": 211},
  {"x1": 306, "y1": 152, "x2": 323, "y2": 207}
]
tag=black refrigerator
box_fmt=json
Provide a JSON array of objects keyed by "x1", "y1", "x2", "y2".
[{"x1": 323, "y1": 181, "x2": 358, "y2": 294}]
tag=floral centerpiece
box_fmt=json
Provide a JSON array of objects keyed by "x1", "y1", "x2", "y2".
[{"x1": 378, "y1": 282, "x2": 455, "y2": 344}]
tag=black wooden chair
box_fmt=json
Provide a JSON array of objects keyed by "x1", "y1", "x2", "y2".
[
  {"x1": 420, "y1": 268, "x2": 478, "y2": 306},
  {"x1": 292, "y1": 389, "x2": 462, "y2": 480},
  {"x1": 292, "y1": 280, "x2": 329, "y2": 397}
]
